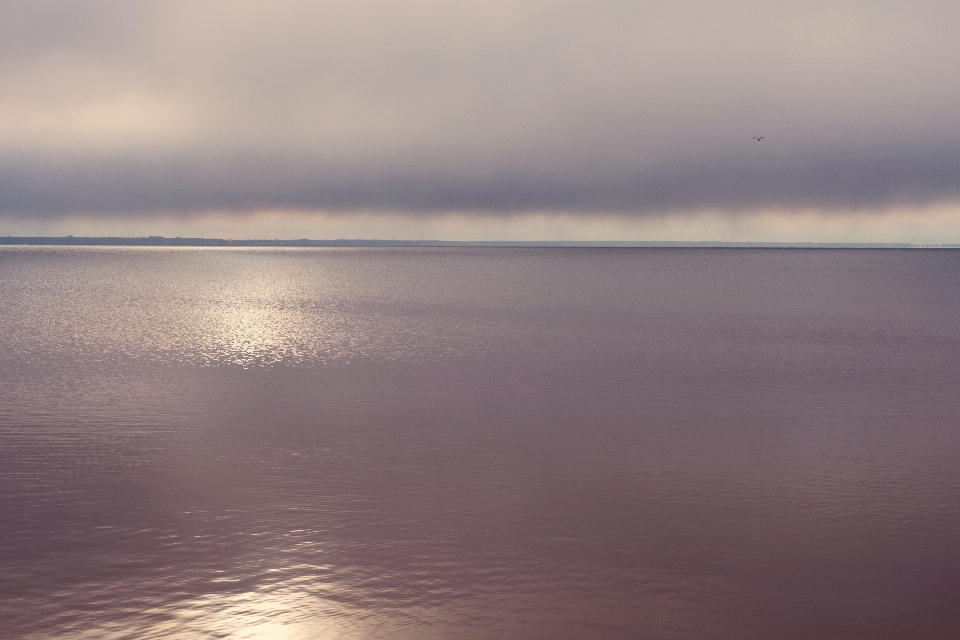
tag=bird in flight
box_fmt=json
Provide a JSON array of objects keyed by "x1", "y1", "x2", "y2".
[{"x1": 753, "y1": 137, "x2": 765, "y2": 141}]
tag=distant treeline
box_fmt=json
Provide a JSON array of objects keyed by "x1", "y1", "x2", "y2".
[{"x1": 0, "y1": 236, "x2": 955, "y2": 248}]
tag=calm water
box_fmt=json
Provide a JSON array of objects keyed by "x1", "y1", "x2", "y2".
[{"x1": 2, "y1": 247, "x2": 960, "y2": 639}]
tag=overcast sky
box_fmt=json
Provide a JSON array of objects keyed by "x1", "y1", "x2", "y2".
[{"x1": 2, "y1": 0, "x2": 959, "y2": 240}]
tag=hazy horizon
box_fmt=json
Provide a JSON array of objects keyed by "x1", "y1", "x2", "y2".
[{"x1": 2, "y1": 1, "x2": 960, "y2": 241}]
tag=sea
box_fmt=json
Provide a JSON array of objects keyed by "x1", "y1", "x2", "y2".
[{"x1": 1, "y1": 246, "x2": 959, "y2": 639}]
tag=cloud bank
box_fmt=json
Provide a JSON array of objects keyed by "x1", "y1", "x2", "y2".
[{"x1": 1, "y1": 1, "x2": 959, "y2": 237}]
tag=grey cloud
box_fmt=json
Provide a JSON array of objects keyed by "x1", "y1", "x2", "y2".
[
  {"x1": 1, "y1": 0, "x2": 959, "y2": 217},
  {"x1": 4, "y1": 145, "x2": 958, "y2": 215}
]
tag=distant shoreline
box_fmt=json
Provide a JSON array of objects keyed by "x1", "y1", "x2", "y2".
[{"x1": 1, "y1": 236, "x2": 957, "y2": 249}]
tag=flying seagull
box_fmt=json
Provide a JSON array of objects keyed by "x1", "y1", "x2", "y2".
[{"x1": 753, "y1": 136, "x2": 764, "y2": 141}]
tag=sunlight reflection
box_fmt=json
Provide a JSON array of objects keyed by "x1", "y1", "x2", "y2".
[
  {"x1": 199, "y1": 266, "x2": 328, "y2": 367},
  {"x1": 208, "y1": 301, "x2": 296, "y2": 367},
  {"x1": 171, "y1": 588, "x2": 363, "y2": 640}
]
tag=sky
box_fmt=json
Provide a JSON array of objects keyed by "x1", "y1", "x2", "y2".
[{"x1": 1, "y1": 0, "x2": 959, "y2": 241}]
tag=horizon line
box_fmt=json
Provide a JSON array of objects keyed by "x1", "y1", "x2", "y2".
[{"x1": 1, "y1": 236, "x2": 959, "y2": 249}]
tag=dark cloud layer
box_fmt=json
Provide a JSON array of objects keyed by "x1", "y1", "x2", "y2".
[
  {"x1": 1, "y1": 0, "x2": 959, "y2": 218},
  {"x1": 3, "y1": 145, "x2": 960, "y2": 215}
]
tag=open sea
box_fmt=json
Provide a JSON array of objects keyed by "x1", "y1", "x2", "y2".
[{"x1": 1, "y1": 246, "x2": 959, "y2": 639}]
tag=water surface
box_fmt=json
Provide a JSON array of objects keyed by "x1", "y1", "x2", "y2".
[{"x1": 2, "y1": 247, "x2": 959, "y2": 639}]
